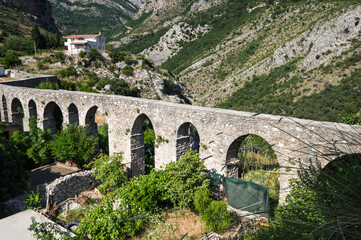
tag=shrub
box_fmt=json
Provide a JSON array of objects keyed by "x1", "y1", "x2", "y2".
[
  {"x1": 51, "y1": 124, "x2": 98, "y2": 167},
  {"x1": 24, "y1": 187, "x2": 42, "y2": 210},
  {"x1": 0, "y1": 128, "x2": 30, "y2": 201},
  {"x1": 78, "y1": 151, "x2": 210, "y2": 239},
  {"x1": 144, "y1": 128, "x2": 155, "y2": 174},
  {"x1": 4, "y1": 37, "x2": 34, "y2": 55},
  {"x1": 54, "y1": 51, "x2": 64, "y2": 62},
  {"x1": 87, "y1": 48, "x2": 104, "y2": 62},
  {"x1": 98, "y1": 124, "x2": 109, "y2": 154},
  {"x1": 78, "y1": 85, "x2": 96, "y2": 93},
  {"x1": 36, "y1": 61, "x2": 46, "y2": 70},
  {"x1": 163, "y1": 151, "x2": 210, "y2": 208},
  {"x1": 27, "y1": 117, "x2": 53, "y2": 166},
  {"x1": 194, "y1": 188, "x2": 231, "y2": 233},
  {"x1": 29, "y1": 218, "x2": 73, "y2": 240},
  {"x1": 247, "y1": 152, "x2": 361, "y2": 239},
  {"x1": 78, "y1": 50, "x2": 86, "y2": 58},
  {"x1": 86, "y1": 152, "x2": 126, "y2": 193},
  {"x1": 109, "y1": 49, "x2": 125, "y2": 63},
  {"x1": 194, "y1": 188, "x2": 212, "y2": 214},
  {"x1": 57, "y1": 66, "x2": 77, "y2": 77},
  {"x1": 76, "y1": 197, "x2": 148, "y2": 239},
  {"x1": 122, "y1": 65, "x2": 134, "y2": 76},
  {"x1": 59, "y1": 79, "x2": 76, "y2": 91},
  {"x1": 0, "y1": 50, "x2": 22, "y2": 68},
  {"x1": 35, "y1": 80, "x2": 59, "y2": 90},
  {"x1": 124, "y1": 57, "x2": 138, "y2": 65}
]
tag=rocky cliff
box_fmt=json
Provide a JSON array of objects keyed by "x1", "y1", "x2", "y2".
[
  {"x1": 48, "y1": 0, "x2": 146, "y2": 34},
  {"x1": 2, "y1": 0, "x2": 58, "y2": 33}
]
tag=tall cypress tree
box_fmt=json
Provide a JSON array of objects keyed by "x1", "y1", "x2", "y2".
[{"x1": 31, "y1": 25, "x2": 45, "y2": 50}]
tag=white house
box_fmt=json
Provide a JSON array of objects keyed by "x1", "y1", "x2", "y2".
[
  {"x1": 64, "y1": 32, "x2": 106, "y2": 55},
  {"x1": 0, "y1": 64, "x2": 5, "y2": 76}
]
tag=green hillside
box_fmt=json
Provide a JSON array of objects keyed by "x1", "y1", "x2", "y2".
[
  {"x1": 109, "y1": 0, "x2": 361, "y2": 122},
  {"x1": 0, "y1": 4, "x2": 36, "y2": 38}
]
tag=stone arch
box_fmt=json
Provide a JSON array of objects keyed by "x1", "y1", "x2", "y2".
[
  {"x1": 131, "y1": 113, "x2": 155, "y2": 177},
  {"x1": 323, "y1": 153, "x2": 361, "y2": 172},
  {"x1": 43, "y1": 101, "x2": 63, "y2": 134},
  {"x1": 85, "y1": 105, "x2": 109, "y2": 154},
  {"x1": 11, "y1": 98, "x2": 24, "y2": 130},
  {"x1": 85, "y1": 106, "x2": 98, "y2": 139},
  {"x1": 226, "y1": 134, "x2": 280, "y2": 206},
  {"x1": 28, "y1": 99, "x2": 37, "y2": 120},
  {"x1": 225, "y1": 134, "x2": 279, "y2": 178},
  {"x1": 2, "y1": 95, "x2": 8, "y2": 122},
  {"x1": 68, "y1": 103, "x2": 79, "y2": 125},
  {"x1": 176, "y1": 122, "x2": 200, "y2": 160}
]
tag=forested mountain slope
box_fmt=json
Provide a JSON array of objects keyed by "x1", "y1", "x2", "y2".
[
  {"x1": 111, "y1": 0, "x2": 361, "y2": 122},
  {"x1": 48, "y1": 0, "x2": 146, "y2": 34}
]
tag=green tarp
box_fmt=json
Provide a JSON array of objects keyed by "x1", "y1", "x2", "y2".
[{"x1": 210, "y1": 172, "x2": 270, "y2": 217}]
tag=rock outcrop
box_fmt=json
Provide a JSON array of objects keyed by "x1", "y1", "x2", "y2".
[{"x1": 2, "y1": 0, "x2": 58, "y2": 33}]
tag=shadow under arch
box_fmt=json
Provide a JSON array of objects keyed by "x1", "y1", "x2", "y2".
[
  {"x1": 11, "y1": 98, "x2": 24, "y2": 130},
  {"x1": 176, "y1": 122, "x2": 200, "y2": 161},
  {"x1": 28, "y1": 99, "x2": 37, "y2": 120},
  {"x1": 131, "y1": 113, "x2": 155, "y2": 177},
  {"x1": 43, "y1": 101, "x2": 63, "y2": 134},
  {"x1": 85, "y1": 105, "x2": 108, "y2": 154},
  {"x1": 85, "y1": 106, "x2": 99, "y2": 139},
  {"x1": 68, "y1": 103, "x2": 79, "y2": 125},
  {"x1": 2, "y1": 95, "x2": 8, "y2": 122}
]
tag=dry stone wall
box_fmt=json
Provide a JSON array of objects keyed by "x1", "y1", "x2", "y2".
[{"x1": 46, "y1": 170, "x2": 100, "y2": 208}]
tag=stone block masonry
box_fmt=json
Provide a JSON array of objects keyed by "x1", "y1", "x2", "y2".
[{"x1": 1, "y1": 76, "x2": 360, "y2": 204}]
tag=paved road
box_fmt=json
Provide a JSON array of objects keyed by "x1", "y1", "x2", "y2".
[{"x1": 0, "y1": 210, "x2": 62, "y2": 239}]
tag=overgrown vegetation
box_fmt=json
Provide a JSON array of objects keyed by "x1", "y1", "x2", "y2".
[
  {"x1": 24, "y1": 187, "x2": 42, "y2": 210},
  {"x1": 51, "y1": 124, "x2": 98, "y2": 167},
  {"x1": 0, "y1": 124, "x2": 30, "y2": 202},
  {"x1": 75, "y1": 151, "x2": 230, "y2": 239},
  {"x1": 245, "y1": 153, "x2": 361, "y2": 239},
  {"x1": 218, "y1": 61, "x2": 361, "y2": 122}
]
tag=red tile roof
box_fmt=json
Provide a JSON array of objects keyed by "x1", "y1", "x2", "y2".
[
  {"x1": 64, "y1": 34, "x2": 98, "y2": 38},
  {"x1": 70, "y1": 41, "x2": 88, "y2": 45}
]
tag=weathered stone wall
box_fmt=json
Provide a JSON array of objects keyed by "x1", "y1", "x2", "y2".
[
  {"x1": 1, "y1": 79, "x2": 360, "y2": 203},
  {"x1": 0, "y1": 76, "x2": 57, "y2": 88},
  {"x1": 46, "y1": 171, "x2": 100, "y2": 208}
]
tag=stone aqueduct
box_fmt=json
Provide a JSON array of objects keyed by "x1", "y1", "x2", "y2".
[{"x1": 1, "y1": 77, "x2": 360, "y2": 203}]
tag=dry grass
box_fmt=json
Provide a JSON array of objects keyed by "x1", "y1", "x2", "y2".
[
  {"x1": 0, "y1": 77, "x2": 20, "y2": 82},
  {"x1": 135, "y1": 210, "x2": 206, "y2": 240}
]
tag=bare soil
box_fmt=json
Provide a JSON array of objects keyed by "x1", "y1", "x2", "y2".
[{"x1": 30, "y1": 163, "x2": 79, "y2": 187}]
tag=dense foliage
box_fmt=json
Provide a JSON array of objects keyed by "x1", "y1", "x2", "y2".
[
  {"x1": 27, "y1": 117, "x2": 53, "y2": 166},
  {"x1": 75, "y1": 151, "x2": 227, "y2": 239},
  {"x1": 98, "y1": 124, "x2": 109, "y2": 154},
  {"x1": 218, "y1": 61, "x2": 361, "y2": 122},
  {"x1": 194, "y1": 188, "x2": 231, "y2": 232},
  {"x1": 246, "y1": 153, "x2": 361, "y2": 239},
  {"x1": 144, "y1": 128, "x2": 155, "y2": 174},
  {"x1": 35, "y1": 80, "x2": 59, "y2": 90},
  {"x1": 97, "y1": 78, "x2": 139, "y2": 97},
  {"x1": 0, "y1": 50, "x2": 22, "y2": 68},
  {"x1": 0, "y1": 125, "x2": 30, "y2": 202},
  {"x1": 86, "y1": 152, "x2": 127, "y2": 193},
  {"x1": 51, "y1": 124, "x2": 98, "y2": 167}
]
